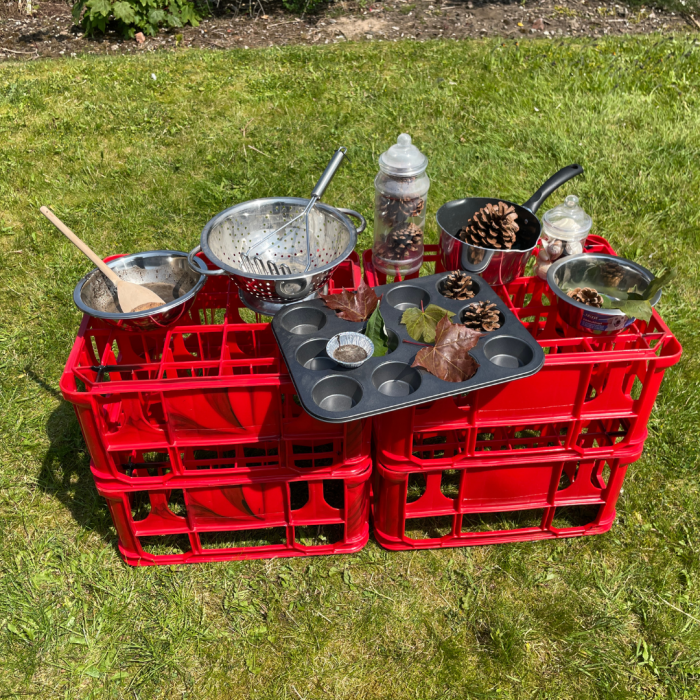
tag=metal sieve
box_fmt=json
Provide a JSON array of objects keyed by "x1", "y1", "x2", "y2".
[{"x1": 188, "y1": 199, "x2": 365, "y2": 315}]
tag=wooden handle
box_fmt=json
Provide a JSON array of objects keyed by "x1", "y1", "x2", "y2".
[{"x1": 40, "y1": 206, "x2": 120, "y2": 285}]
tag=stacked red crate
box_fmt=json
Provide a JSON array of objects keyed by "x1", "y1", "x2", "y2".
[
  {"x1": 366, "y1": 240, "x2": 682, "y2": 550},
  {"x1": 61, "y1": 254, "x2": 373, "y2": 565}
]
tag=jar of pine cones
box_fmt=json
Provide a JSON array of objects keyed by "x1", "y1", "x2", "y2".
[
  {"x1": 534, "y1": 195, "x2": 592, "y2": 281},
  {"x1": 372, "y1": 133, "x2": 430, "y2": 277}
]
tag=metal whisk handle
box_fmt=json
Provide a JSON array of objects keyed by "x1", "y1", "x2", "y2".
[{"x1": 311, "y1": 147, "x2": 347, "y2": 200}]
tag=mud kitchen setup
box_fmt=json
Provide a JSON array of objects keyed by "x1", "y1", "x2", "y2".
[{"x1": 51, "y1": 136, "x2": 681, "y2": 566}]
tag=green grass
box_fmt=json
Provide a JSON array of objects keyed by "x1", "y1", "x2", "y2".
[{"x1": 1, "y1": 36, "x2": 699, "y2": 698}]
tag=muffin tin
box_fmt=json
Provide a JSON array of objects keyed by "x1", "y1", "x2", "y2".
[{"x1": 271, "y1": 272, "x2": 545, "y2": 423}]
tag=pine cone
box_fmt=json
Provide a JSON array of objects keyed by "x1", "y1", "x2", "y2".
[
  {"x1": 567, "y1": 287, "x2": 604, "y2": 308},
  {"x1": 385, "y1": 222, "x2": 423, "y2": 259},
  {"x1": 441, "y1": 272, "x2": 477, "y2": 301},
  {"x1": 378, "y1": 195, "x2": 425, "y2": 226},
  {"x1": 462, "y1": 300, "x2": 502, "y2": 332},
  {"x1": 600, "y1": 261, "x2": 625, "y2": 287},
  {"x1": 457, "y1": 202, "x2": 519, "y2": 251}
]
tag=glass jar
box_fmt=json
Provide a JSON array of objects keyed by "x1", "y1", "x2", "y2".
[
  {"x1": 372, "y1": 133, "x2": 430, "y2": 277},
  {"x1": 534, "y1": 195, "x2": 592, "y2": 280}
]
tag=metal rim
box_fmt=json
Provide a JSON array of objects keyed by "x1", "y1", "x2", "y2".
[
  {"x1": 435, "y1": 199, "x2": 542, "y2": 255},
  {"x1": 199, "y1": 197, "x2": 358, "y2": 280},
  {"x1": 546, "y1": 253, "x2": 661, "y2": 316},
  {"x1": 73, "y1": 250, "x2": 209, "y2": 320}
]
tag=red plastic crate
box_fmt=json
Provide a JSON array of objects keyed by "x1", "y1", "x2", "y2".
[
  {"x1": 95, "y1": 457, "x2": 371, "y2": 566},
  {"x1": 61, "y1": 253, "x2": 370, "y2": 483},
  {"x1": 368, "y1": 240, "x2": 681, "y2": 471},
  {"x1": 362, "y1": 235, "x2": 617, "y2": 286},
  {"x1": 371, "y1": 441, "x2": 642, "y2": 551}
]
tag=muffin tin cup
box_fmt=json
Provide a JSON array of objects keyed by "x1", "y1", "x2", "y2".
[{"x1": 272, "y1": 272, "x2": 545, "y2": 423}]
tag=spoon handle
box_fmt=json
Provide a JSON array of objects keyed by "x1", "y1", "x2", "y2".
[{"x1": 40, "y1": 206, "x2": 120, "y2": 286}]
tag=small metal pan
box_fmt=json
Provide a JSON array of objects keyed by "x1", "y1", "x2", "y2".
[{"x1": 437, "y1": 164, "x2": 584, "y2": 285}]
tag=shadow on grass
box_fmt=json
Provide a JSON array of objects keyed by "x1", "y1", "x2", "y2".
[{"x1": 29, "y1": 369, "x2": 119, "y2": 549}]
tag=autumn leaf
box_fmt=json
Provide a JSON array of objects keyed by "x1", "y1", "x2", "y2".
[
  {"x1": 411, "y1": 316, "x2": 482, "y2": 383},
  {"x1": 320, "y1": 280, "x2": 379, "y2": 322},
  {"x1": 401, "y1": 304, "x2": 456, "y2": 343}
]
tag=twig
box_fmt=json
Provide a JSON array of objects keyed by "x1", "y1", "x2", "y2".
[
  {"x1": 240, "y1": 117, "x2": 254, "y2": 137},
  {"x1": 2, "y1": 47, "x2": 38, "y2": 55},
  {"x1": 684, "y1": 14, "x2": 700, "y2": 30},
  {"x1": 657, "y1": 596, "x2": 700, "y2": 625},
  {"x1": 267, "y1": 19, "x2": 302, "y2": 28},
  {"x1": 248, "y1": 145, "x2": 269, "y2": 157},
  {"x1": 313, "y1": 610, "x2": 332, "y2": 623},
  {"x1": 368, "y1": 587, "x2": 396, "y2": 602},
  {"x1": 406, "y1": 550, "x2": 417, "y2": 577},
  {"x1": 402, "y1": 339, "x2": 430, "y2": 347}
]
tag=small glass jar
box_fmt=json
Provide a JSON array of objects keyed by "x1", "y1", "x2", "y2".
[
  {"x1": 534, "y1": 195, "x2": 592, "y2": 280},
  {"x1": 372, "y1": 133, "x2": 430, "y2": 277}
]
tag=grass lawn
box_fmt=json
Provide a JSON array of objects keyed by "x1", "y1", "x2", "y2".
[{"x1": 1, "y1": 35, "x2": 699, "y2": 699}]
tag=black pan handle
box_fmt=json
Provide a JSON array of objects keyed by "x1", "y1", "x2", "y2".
[{"x1": 522, "y1": 164, "x2": 584, "y2": 214}]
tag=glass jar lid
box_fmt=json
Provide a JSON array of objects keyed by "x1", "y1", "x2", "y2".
[
  {"x1": 378, "y1": 133, "x2": 428, "y2": 178},
  {"x1": 542, "y1": 195, "x2": 592, "y2": 241}
]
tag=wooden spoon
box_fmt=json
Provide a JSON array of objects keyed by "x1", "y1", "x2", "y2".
[{"x1": 41, "y1": 206, "x2": 166, "y2": 314}]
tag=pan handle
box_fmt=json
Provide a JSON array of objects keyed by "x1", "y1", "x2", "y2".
[
  {"x1": 522, "y1": 164, "x2": 584, "y2": 214},
  {"x1": 187, "y1": 245, "x2": 226, "y2": 276},
  {"x1": 311, "y1": 147, "x2": 347, "y2": 200},
  {"x1": 337, "y1": 208, "x2": 366, "y2": 234}
]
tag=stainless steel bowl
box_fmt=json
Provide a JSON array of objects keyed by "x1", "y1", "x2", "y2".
[
  {"x1": 74, "y1": 250, "x2": 208, "y2": 331},
  {"x1": 189, "y1": 197, "x2": 364, "y2": 315},
  {"x1": 547, "y1": 253, "x2": 661, "y2": 335}
]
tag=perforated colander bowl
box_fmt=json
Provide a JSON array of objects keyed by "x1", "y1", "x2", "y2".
[{"x1": 189, "y1": 197, "x2": 364, "y2": 308}]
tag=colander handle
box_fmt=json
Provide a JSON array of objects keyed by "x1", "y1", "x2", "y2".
[
  {"x1": 337, "y1": 208, "x2": 366, "y2": 235},
  {"x1": 187, "y1": 245, "x2": 226, "y2": 276},
  {"x1": 311, "y1": 147, "x2": 347, "y2": 200}
]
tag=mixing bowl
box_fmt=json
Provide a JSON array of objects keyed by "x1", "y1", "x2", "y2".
[
  {"x1": 74, "y1": 250, "x2": 208, "y2": 331},
  {"x1": 547, "y1": 253, "x2": 661, "y2": 335}
]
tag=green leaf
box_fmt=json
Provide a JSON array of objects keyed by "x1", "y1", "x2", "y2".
[
  {"x1": 401, "y1": 304, "x2": 455, "y2": 343},
  {"x1": 112, "y1": 1, "x2": 136, "y2": 22},
  {"x1": 86, "y1": 0, "x2": 112, "y2": 18},
  {"x1": 166, "y1": 12, "x2": 182, "y2": 26},
  {"x1": 72, "y1": 0, "x2": 89, "y2": 23},
  {"x1": 110, "y1": 672, "x2": 130, "y2": 681},
  {"x1": 603, "y1": 297, "x2": 653, "y2": 322},
  {"x1": 642, "y1": 268, "x2": 676, "y2": 301},
  {"x1": 148, "y1": 8, "x2": 166, "y2": 24},
  {"x1": 365, "y1": 304, "x2": 388, "y2": 357}
]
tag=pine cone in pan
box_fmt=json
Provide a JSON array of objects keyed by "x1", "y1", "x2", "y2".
[
  {"x1": 457, "y1": 201, "x2": 519, "y2": 251},
  {"x1": 386, "y1": 222, "x2": 423, "y2": 259},
  {"x1": 567, "y1": 287, "x2": 604, "y2": 308},
  {"x1": 441, "y1": 271, "x2": 477, "y2": 301},
  {"x1": 462, "y1": 300, "x2": 502, "y2": 332},
  {"x1": 599, "y1": 261, "x2": 625, "y2": 287},
  {"x1": 378, "y1": 195, "x2": 425, "y2": 227}
]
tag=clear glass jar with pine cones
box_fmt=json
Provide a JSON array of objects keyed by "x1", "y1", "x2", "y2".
[{"x1": 372, "y1": 134, "x2": 430, "y2": 276}]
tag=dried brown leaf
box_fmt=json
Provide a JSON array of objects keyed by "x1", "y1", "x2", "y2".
[
  {"x1": 411, "y1": 316, "x2": 481, "y2": 383},
  {"x1": 320, "y1": 280, "x2": 379, "y2": 322}
]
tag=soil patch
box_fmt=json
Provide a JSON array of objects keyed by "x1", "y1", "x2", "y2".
[{"x1": 0, "y1": 0, "x2": 696, "y2": 61}]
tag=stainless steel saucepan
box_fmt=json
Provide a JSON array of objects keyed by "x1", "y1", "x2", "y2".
[{"x1": 437, "y1": 164, "x2": 584, "y2": 285}]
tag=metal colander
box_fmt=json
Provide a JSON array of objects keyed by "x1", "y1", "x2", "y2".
[{"x1": 188, "y1": 197, "x2": 364, "y2": 312}]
